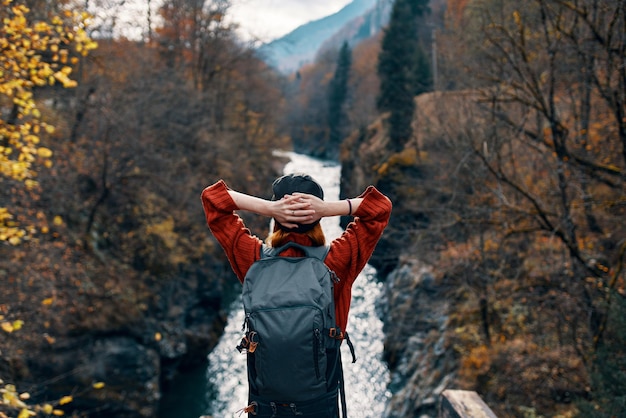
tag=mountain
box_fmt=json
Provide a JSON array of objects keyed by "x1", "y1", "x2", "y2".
[{"x1": 257, "y1": 0, "x2": 390, "y2": 73}]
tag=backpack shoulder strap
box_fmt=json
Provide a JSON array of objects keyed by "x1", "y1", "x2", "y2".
[{"x1": 259, "y1": 243, "x2": 274, "y2": 259}]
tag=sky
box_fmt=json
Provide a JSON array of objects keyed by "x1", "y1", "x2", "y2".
[
  {"x1": 93, "y1": 0, "x2": 354, "y2": 43},
  {"x1": 228, "y1": 0, "x2": 354, "y2": 42}
]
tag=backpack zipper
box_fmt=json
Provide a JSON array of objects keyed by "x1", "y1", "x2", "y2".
[
  {"x1": 314, "y1": 328, "x2": 322, "y2": 379},
  {"x1": 242, "y1": 313, "x2": 250, "y2": 332}
]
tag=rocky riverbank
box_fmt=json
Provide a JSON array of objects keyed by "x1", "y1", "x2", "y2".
[
  {"x1": 380, "y1": 258, "x2": 457, "y2": 417},
  {"x1": 1, "y1": 240, "x2": 229, "y2": 417}
]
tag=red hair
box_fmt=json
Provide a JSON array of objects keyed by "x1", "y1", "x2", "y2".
[{"x1": 266, "y1": 223, "x2": 326, "y2": 247}]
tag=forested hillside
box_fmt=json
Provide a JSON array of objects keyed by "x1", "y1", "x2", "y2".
[
  {"x1": 287, "y1": 0, "x2": 625, "y2": 416},
  {"x1": 339, "y1": 0, "x2": 626, "y2": 417},
  {"x1": 1, "y1": 0, "x2": 288, "y2": 416},
  {"x1": 1, "y1": 0, "x2": 625, "y2": 417}
]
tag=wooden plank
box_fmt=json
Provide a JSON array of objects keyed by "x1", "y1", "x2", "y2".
[{"x1": 439, "y1": 389, "x2": 498, "y2": 418}]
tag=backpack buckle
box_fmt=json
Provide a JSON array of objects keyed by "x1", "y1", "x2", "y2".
[
  {"x1": 247, "y1": 331, "x2": 259, "y2": 353},
  {"x1": 328, "y1": 327, "x2": 344, "y2": 340},
  {"x1": 236, "y1": 331, "x2": 259, "y2": 354}
]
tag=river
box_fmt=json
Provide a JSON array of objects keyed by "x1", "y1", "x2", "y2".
[{"x1": 160, "y1": 151, "x2": 390, "y2": 417}]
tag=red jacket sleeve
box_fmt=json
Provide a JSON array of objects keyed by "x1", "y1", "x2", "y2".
[
  {"x1": 325, "y1": 186, "x2": 392, "y2": 331},
  {"x1": 201, "y1": 180, "x2": 262, "y2": 283}
]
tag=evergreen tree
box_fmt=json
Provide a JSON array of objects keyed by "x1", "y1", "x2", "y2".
[
  {"x1": 377, "y1": 0, "x2": 430, "y2": 152},
  {"x1": 327, "y1": 42, "x2": 352, "y2": 157},
  {"x1": 412, "y1": 43, "x2": 432, "y2": 96}
]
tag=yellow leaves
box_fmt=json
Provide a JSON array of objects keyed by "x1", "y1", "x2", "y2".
[
  {"x1": 53, "y1": 73, "x2": 77, "y2": 88},
  {"x1": 1, "y1": 319, "x2": 24, "y2": 333},
  {"x1": 33, "y1": 21, "x2": 50, "y2": 32},
  {"x1": 1, "y1": 3, "x2": 97, "y2": 245},
  {"x1": 92, "y1": 382, "x2": 105, "y2": 390},
  {"x1": 8, "y1": 233, "x2": 23, "y2": 246},
  {"x1": 0, "y1": 208, "x2": 15, "y2": 223},
  {"x1": 70, "y1": 23, "x2": 98, "y2": 57},
  {"x1": 145, "y1": 217, "x2": 178, "y2": 249},
  {"x1": 16, "y1": 409, "x2": 33, "y2": 418},
  {"x1": 42, "y1": 297, "x2": 54, "y2": 305},
  {"x1": 24, "y1": 179, "x2": 38, "y2": 190},
  {"x1": 42, "y1": 123, "x2": 54, "y2": 134},
  {"x1": 41, "y1": 404, "x2": 64, "y2": 415},
  {"x1": 1, "y1": 378, "x2": 77, "y2": 417},
  {"x1": 1, "y1": 322, "x2": 14, "y2": 333},
  {"x1": 37, "y1": 147, "x2": 53, "y2": 158},
  {"x1": 1, "y1": 384, "x2": 29, "y2": 410},
  {"x1": 0, "y1": 208, "x2": 26, "y2": 245},
  {"x1": 513, "y1": 10, "x2": 522, "y2": 27}
]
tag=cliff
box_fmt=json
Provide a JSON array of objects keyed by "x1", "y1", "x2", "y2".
[
  {"x1": 339, "y1": 89, "x2": 602, "y2": 417},
  {"x1": 340, "y1": 91, "x2": 468, "y2": 416}
]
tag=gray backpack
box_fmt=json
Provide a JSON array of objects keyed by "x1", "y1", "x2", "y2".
[{"x1": 238, "y1": 242, "x2": 355, "y2": 417}]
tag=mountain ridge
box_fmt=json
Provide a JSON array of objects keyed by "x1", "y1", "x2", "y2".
[{"x1": 258, "y1": 0, "x2": 388, "y2": 73}]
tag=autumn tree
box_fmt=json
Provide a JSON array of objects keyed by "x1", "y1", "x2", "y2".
[
  {"x1": 369, "y1": 1, "x2": 626, "y2": 413},
  {"x1": 156, "y1": 0, "x2": 232, "y2": 83},
  {"x1": 282, "y1": 50, "x2": 338, "y2": 157},
  {"x1": 283, "y1": 36, "x2": 382, "y2": 160},
  {"x1": 429, "y1": 1, "x2": 626, "y2": 412},
  {"x1": 1, "y1": 1, "x2": 98, "y2": 415},
  {"x1": 477, "y1": 0, "x2": 622, "y2": 325},
  {"x1": 59, "y1": 0, "x2": 286, "y2": 261},
  {"x1": 553, "y1": 0, "x2": 626, "y2": 169},
  {"x1": 346, "y1": 34, "x2": 381, "y2": 130},
  {"x1": 0, "y1": 0, "x2": 96, "y2": 245},
  {"x1": 0, "y1": 0, "x2": 293, "y2": 415}
]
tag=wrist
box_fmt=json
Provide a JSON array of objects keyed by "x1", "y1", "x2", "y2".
[
  {"x1": 266, "y1": 199, "x2": 278, "y2": 218},
  {"x1": 325, "y1": 200, "x2": 349, "y2": 217}
]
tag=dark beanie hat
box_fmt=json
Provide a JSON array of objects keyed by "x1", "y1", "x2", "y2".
[{"x1": 271, "y1": 173, "x2": 324, "y2": 233}]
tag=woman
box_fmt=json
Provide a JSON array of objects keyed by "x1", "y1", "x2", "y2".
[{"x1": 201, "y1": 173, "x2": 391, "y2": 417}]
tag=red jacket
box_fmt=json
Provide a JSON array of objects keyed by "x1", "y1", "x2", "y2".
[{"x1": 201, "y1": 180, "x2": 392, "y2": 332}]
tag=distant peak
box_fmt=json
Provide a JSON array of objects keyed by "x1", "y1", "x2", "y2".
[{"x1": 258, "y1": 0, "x2": 384, "y2": 74}]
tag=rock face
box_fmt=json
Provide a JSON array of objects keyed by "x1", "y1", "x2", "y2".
[
  {"x1": 381, "y1": 259, "x2": 457, "y2": 418},
  {"x1": 0, "y1": 244, "x2": 228, "y2": 418},
  {"x1": 26, "y1": 336, "x2": 162, "y2": 417}
]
